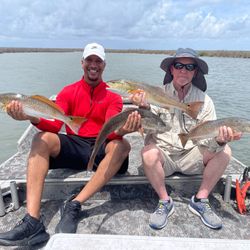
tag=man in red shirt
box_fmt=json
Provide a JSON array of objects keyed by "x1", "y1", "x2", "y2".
[{"x1": 0, "y1": 43, "x2": 141, "y2": 247}]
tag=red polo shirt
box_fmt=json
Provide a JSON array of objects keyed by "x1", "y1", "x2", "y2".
[{"x1": 35, "y1": 78, "x2": 123, "y2": 140}]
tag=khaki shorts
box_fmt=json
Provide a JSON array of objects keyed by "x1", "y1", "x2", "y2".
[{"x1": 159, "y1": 146, "x2": 205, "y2": 176}]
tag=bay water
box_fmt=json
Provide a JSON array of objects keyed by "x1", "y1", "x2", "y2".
[{"x1": 0, "y1": 52, "x2": 250, "y2": 167}]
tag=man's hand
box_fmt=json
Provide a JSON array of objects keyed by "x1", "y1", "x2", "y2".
[
  {"x1": 116, "y1": 111, "x2": 142, "y2": 136},
  {"x1": 129, "y1": 90, "x2": 150, "y2": 109},
  {"x1": 216, "y1": 126, "x2": 242, "y2": 145},
  {"x1": 6, "y1": 100, "x2": 40, "y2": 124}
]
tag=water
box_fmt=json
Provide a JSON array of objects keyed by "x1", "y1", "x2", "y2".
[{"x1": 0, "y1": 52, "x2": 250, "y2": 167}]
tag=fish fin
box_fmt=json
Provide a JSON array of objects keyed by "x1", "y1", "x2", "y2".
[
  {"x1": 185, "y1": 101, "x2": 204, "y2": 119},
  {"x1": 178, "y1": 133, "x2": 189, "y2": 148},
  {"x1": 30, "y1": 95, "x2": 65, "y2": 114},
  {"x1": 138, "y1": 127, "x2": 144, "y2": 139},
  {"x1": 128, "y1": 89, "x2": 144, "y2": 95},
  {"x1": 67, "y1": 116, "x2": 87, "y2": 134}
]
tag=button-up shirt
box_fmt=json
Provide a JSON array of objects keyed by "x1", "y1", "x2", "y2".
[{"x1": 145, "y1": 82, "x2": 223, "y2": 155}]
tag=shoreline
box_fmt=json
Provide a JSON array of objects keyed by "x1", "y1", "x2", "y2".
[{"x1": 0, "y1": 47, "x2": 250, "y2": 58}]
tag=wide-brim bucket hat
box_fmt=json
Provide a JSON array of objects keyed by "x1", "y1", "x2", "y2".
[{"x1": 160, "y1": 48, "x2": 208, "y2": 92}]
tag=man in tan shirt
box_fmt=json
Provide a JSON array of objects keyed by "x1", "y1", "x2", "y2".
[{"x1": 132, "y1": 48, "x2": 241, "y2": 230}]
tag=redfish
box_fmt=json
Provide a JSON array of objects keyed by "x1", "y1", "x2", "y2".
[
  {"x1": 0, "y1": 93, "x2": 86, "y2": 134},
  {"x1": 178, "y1": 117, "x2": 250, "y2": 147},
  {"x1": 107, "y1": 79, "x2": 203, "y2": 119}
]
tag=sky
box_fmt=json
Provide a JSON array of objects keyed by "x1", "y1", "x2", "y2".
[{"x1": 0, "y1": 0, "x2": 250, "y2": 51}]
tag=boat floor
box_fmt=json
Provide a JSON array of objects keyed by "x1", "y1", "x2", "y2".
[
  {"x1": 0, "y1": 187, "x2": 249, "y2": 250},
  {"x1": 0, "y1": 126, "x2": 250, "y2": 249}
]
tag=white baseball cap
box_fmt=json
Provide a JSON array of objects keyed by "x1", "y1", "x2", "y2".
[{"x1": 82, "y1": 42, "x2": 105, "y2": 61}]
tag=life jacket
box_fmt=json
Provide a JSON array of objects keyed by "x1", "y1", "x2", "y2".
[{"x1": 236, "y1": 167, "x2": 250, "y2": 214}]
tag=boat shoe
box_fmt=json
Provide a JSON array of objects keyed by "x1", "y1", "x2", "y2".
[{"x1": 0, "y1": 213, "x2": 49, "y2": 246}]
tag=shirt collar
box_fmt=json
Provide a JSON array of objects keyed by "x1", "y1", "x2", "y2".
[{"x1": 165, "y1": 81, "x2": 193, "y2": 100}]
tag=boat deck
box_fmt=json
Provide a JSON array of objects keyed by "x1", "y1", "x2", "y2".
[{"x1": 0, "y1": 124, "x2": 249, "y2": 249}]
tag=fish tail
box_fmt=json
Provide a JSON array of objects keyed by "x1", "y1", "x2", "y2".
[
  {"x1": 66, "y1": 116, "x2": 87, "y2": 134},
  {"x1": 87, "y1": 142, "x2": 101, "y2": 171},
  {"x1": 128, "y1": 89, "x2": 144, "y2": 94},
  {"x1": 178, "y1": 133, "x2": 189, "y2": 148},
  {"x1": 87, "y1": 156, "x2": 95, "y2": 171},
  {"x1": 186, "y1": 101, "x2": 204, "y2": 119},
  {"x1": 138, "y1": 127, "x2": 144, "y2": 139}
]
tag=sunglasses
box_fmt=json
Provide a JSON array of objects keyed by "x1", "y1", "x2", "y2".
[{"x1": 173, "y1": 62, "x2": 197, "y2": 71}]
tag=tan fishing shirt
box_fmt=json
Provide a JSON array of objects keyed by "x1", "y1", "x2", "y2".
[{"x1": 145, "y1": 82, "x2": 224, "y2": 155}]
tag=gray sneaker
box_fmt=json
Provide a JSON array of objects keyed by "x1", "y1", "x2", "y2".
[
  {"x1": 188, "y1": 195, "x2": 222, "y2": 229},
  {"x1": 149, "y1": 197, "x2": 174, "y2": 229}
]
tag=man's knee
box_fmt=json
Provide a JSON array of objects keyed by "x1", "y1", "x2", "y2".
[
  {"x1": 119, "y1": 139, "x2": 131, "y2": 154},
  {"x1": 106, "y1": 139, "x2": 131, "y2": 158},
  {"x1": 141, "y1": 145, "x2": 163, "y2": 169},
  {"x1": 215, "y1": 144, "x2": 232, "y2": 162},
  {"x1": 31, "y1": 132, "x2": 60, "y2": 156},
  {"x1": 141, "y1": 144, "x2": 161, "y2": 160}
]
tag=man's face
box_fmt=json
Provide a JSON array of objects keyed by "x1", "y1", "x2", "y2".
[
  {"x1": 82, "y1": 55, "x2": 106, "y2": 86},
  {"x1": 170, "y1": 57, "x2": 197, "y2": 88}
]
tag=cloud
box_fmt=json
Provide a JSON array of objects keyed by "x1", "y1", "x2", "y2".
[{"x1": 0, "y1": 0, "x2": 250, "y2": 49}]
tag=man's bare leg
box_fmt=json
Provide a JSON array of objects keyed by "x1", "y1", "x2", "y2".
[
  {"x1": 197, "y1": 145, "x2": 231, "y2": 199},
  {"x1": 26, "y1": 132, "x2": 61, "y2": 219},
  {"x1": 74, "y1": 139, "x2": 131, "y2": 202}
]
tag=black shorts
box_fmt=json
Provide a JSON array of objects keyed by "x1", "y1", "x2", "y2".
[{"x1": 49, "y1": 134, "x2": 128, "y2": 174}]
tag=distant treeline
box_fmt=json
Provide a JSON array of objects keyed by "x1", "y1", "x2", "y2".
[{"x1": 1, "y1": 47, "x2": 250, "y2": 58}]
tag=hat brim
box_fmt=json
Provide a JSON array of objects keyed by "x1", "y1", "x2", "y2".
[
  {"x1": 160, "y1": 57, "x2": 208, "y2": 92},
  {"x1": 83, "y1": 52, "x2": 105, "y2": 61}
]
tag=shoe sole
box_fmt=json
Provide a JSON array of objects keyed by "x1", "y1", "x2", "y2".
[
  {"x1": 149, "y1": 206, "x2": 175, "y2": 230},
  {"x1": 0, "y1": 232, "x2": 49, "y2": 246},
  {"x1": 188, "y1": 204, "x2": 222, "y2": 230},
  {"x1": 28, "y1": 232, "x2": 50, "y2": 246}
]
